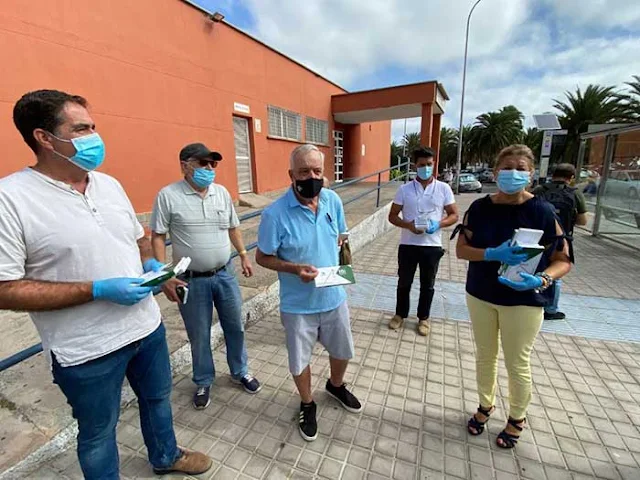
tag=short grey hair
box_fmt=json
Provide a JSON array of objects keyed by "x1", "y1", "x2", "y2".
[{"x1": 290, "y1": 144, "x2": 325, "y2": 170}]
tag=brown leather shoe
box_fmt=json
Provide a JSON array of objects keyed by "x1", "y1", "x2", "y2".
[
  {"x1": 417, "y1": 319, "x2": 430, "y2": 336},
  {"x1": 152, "y1": 447, "x2": 213, "y2": 475},
  {"x1": 389, "y1": 315, "x2": 404, "y2": 330}
]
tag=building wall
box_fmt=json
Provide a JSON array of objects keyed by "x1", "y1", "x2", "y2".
[
  {"x1": 0, "y1": 0, "x2": 390, "y2": 212},
  {"x1": 340, "y1": 123, "x2": 390, "y2": 182}
]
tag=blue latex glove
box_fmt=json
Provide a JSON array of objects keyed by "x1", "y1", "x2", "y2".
[
  {"x1": 484, "y1": 240, "x2": 528, "y2": 265},
  {"x1": 425, "y1": 219, "x2": 440, "y2": 234},
  {"x1": 498, "y1": 273, "x2": 543, "y2": 291},
  {"x1": 93, "y1": 278, "x2": 152, "y2": 305},
  {"x1": 143, "y1": 258, "x2": 164, "y2": 273}
]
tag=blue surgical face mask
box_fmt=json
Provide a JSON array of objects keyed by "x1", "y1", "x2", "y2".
[
  {"x1": 49, "y1": 132, "x2": 105, "y2": 171},
  {"x1": 497, "y1": 169, "x2": 530, "y2": 194},
  {"x1": 417, "y1": 165, "x2": 433, "y2": 180},
  {"x1": 192, "y1": 168, "x2": 215, "y2": 188}
]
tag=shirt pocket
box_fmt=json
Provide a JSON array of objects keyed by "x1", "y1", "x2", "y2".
[
  {"x1": 325, "y1": 212, "x2": 339, "y2": 236},
  {"x1": 211, "y1": 209, "x2": 231, "y2": 230}
]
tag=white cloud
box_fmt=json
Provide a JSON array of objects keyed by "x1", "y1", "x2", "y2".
[
  {"x1": 245, "y1": 0, "x2": 528, "y2": 85},
  {"x1": 543, "y1": 0, "x2": 640, "y2": 29},
  {"x1": 446, "y1": 32, "x2": 640, "y2": 131},
  {"x1": 236, "y1": 0, "x2": 640, "y2": 142}
]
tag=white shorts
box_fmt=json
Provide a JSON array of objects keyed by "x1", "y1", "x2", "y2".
[{"x1": 280, "y1": 301, "x2": 355, "y2": 376}]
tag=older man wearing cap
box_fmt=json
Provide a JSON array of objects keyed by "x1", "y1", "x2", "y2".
[{"x1": 150, "y1": 143, "x2": 261, "y2": 410}]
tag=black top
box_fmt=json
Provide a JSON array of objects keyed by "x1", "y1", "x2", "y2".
[{"x1": 462, "y1": 195, "x2": 562, "y2": 307}]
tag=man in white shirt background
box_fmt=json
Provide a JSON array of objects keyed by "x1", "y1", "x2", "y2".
[
  {"x1": 0, "y1": 90, "x2": 211, "y2": 478},
  {"x1": 388, "y1": 147, "x2": 459, "y2": 336}
]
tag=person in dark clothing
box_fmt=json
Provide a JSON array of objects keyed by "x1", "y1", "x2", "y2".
[
  {"x1": 533, "y1": 163, "x2": 587, "y2": 320},
  {"x1": 455, "y1": 144, "x2": 572, "y2": 449}
]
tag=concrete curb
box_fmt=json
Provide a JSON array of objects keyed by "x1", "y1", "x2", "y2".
[{"x1": 0, "y1": 202, "x2": 393, "y2": 479}]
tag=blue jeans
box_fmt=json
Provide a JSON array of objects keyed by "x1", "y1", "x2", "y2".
[
  {"x1": 52, "y1": 323, "x2": 179, "y2": 480},
  {"x1": 545, "y1": 280, "x2": 562, "y2": 314},
  {"x1": 178, "y1": 263, "x2": 248, "y2": 386}
]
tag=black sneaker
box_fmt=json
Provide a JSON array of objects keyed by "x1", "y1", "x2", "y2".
[
  {"x1": 231, "y1": 374, "x2": 262, "y2": 394},
  {"x1": 544, "y1": 311, "x2": 566, "y2": 321},
  {"x1": 298, "y1": 401, "x2": 318, "y2": 442},
  {"x1": 193, "y1": 386, "x2": 211, "y2": 410},
  {"x1": 325, "y1": 380, "x2": 362, "y2": 413}
]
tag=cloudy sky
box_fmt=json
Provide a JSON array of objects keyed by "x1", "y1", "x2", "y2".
[{"x1": 195, "y1": 0, "x2": 640, "y2": 141}]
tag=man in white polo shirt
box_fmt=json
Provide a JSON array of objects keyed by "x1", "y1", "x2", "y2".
[
  {"x1": 151, "y1": 143, "x2": 261, "y2": 411},
  {"x1": 0, "y1": 90, "x2": 211, "y2": 478},
  {"x1": 388, "y1": 147, "x2": 459, "y2": 336}
]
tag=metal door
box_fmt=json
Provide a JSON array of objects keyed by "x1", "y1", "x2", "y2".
[
  {"x1": 233, "y1": 116, "x2": 253, "y2": 193},
  {"x1": 333, "y1": 130, "x2": 344, "y2": 182}
]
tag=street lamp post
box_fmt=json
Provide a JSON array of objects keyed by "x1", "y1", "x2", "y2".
[
  {"x1": 454, "y1": 0, "x2": 484, "y2": 194},
  {"x1": 402, "y1": 118, "x2": 407, "y2": 157}
]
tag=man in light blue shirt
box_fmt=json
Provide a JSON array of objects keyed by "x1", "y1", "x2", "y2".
[{"x1": 256, "y1": 144, "x2": 361, "y2": 442}]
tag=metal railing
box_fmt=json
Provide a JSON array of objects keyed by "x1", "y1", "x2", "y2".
[{"x1": 0, "y1": 162, "x2": 409, "y2": 372}]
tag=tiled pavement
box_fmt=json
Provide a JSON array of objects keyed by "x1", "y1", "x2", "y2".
[
  {"x1": 355, "y1": 226, "x2": 640, "y2": 301},
  {"x1": 348, "y1": 274, "x2": 640, "y2": 344},
  {"x1": 28, "y1": 203, "x2": 640, "y2": 480}
]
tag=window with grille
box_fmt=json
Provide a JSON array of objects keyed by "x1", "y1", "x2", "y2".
[
  {"x1": 267, "y1": 105, "x2": 302, "y2": 141},
  {"x1": 305, "y1": 117, "x2": 329, "y2": 145}
]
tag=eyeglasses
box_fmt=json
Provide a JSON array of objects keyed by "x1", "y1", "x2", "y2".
[{"x1": 187, "y1": 158, "x2": 218, "y2": 168}]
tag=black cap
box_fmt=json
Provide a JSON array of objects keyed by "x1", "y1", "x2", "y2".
[{"x1": 179, "y1": 143, "x2": 223, "y2": 162}]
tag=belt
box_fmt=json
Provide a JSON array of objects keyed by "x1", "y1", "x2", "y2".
[{"x1": 184, "y1": 265, "x2": 226, "y2": 278}]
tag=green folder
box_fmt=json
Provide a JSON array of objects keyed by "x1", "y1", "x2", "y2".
[{"x1": 314, "y1": 265, "x2": 357, "y2": 288}]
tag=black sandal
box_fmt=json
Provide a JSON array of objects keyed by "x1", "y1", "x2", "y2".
[
  {"x1": 496, "y1": 417, "x2": 526, "y2": 448},
  {"x1": 467, "y1": 405, "x2": 494, "y2": 436}
]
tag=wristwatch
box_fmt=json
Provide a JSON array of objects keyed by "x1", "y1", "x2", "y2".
[{"x1": 238, "y1": 249, "x2": 248, "y2": 256}]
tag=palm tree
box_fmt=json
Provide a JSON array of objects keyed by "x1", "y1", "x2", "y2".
[
  {"x1": 468, "y1": 105, "x2": 524, "y2": 166},
  {"x1": 460, "y1": 125, "x2": 475, "y2": 169},
  {"x1": 553, "y1": 84, "x2": 632, "y2": 162},
  {"x1": 402, "y1": 132, "x2": 422, "y2": 157},
  {"x1": 520, "y1": 127, "x2": 543, "y2": 158},
  {"x1": 390, "y1": 140, "x2": 403, "y2": 167},
  {"x1": 625, "y1": 75, "x2": 640, "y2": 120},
  {"x1": 439, "y1": 127, "x2": 459, "y2": 170}
]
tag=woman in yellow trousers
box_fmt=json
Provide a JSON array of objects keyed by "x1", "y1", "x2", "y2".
[{"x1": 455, "y1": 145, "x2": 572, "y2": 449}]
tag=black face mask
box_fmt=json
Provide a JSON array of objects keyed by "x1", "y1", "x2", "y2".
[{"x1": 294, "y1": 177, "x2": 323, "y2": 199}]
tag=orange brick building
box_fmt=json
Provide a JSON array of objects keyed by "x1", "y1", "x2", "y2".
[{"x1": 0, "y1": 0, "x2": 447, "y2": 212}]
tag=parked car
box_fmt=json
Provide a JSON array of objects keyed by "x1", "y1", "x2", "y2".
[
  {"x1": 478, "y1": 169, "x2": 495, "y2": 183},
  {"x1": 604, "y1": 170, "x2": 640, "y2": 200},
  {"x1": 458, "y1": 173, "x2": 483, "y2": 193}
]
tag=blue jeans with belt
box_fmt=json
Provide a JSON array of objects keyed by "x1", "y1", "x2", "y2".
[
  {"x1": 52, "y1": 323, "x2": 179, "y2": 480},
  {"x1": 178, "y1": 261, "x2": 248, "y2": 386}
]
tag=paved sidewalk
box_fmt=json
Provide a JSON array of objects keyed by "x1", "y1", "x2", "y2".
[
  {"x1": 0, "y1": 182, "x2": 402, "y2": 474},
  {"x1": 27, "y1": 195, "x2": 640, "y2": 480}
]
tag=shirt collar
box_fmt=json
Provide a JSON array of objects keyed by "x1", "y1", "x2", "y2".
[
  {"x1": 27, "y1": 167, "x2": 92, "y2": 196},
  {"x1": 413, "y1": 178, "x2": 435, "y2": 191},
  {"x1": 181, "y1": 179, "x2": 214, "y2": 196}
]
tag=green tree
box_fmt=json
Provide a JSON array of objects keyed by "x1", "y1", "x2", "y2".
[
  {"x1": 468, "y1": 105, "x2": 524, "y2": 166},
  {"x1": 553, "y1": 84, "x2": 632, "y2": 163},
  {"x1": 520, "y1": 127, "x2": 543, "y2": 158},
  {"x1": 439, "y1": 127, "x2": 459, "y2": 170},
  {"x1": 625, "y1": 75, "x2": 640, "y2": 120},
  {"x1": 390, "y1": 140, "x2": 403, "y2": 168},
  {"x1": 402, "y1": 132, "x2": 422, "y2": 158}
]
